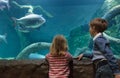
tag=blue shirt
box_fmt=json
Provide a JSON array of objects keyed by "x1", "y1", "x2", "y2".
[{"x1": 83, "y1": 33, "x2": 120, "y2": 74}]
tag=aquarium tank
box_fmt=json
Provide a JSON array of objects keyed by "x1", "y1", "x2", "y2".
[{"x1": 0, "y1": 0, "x2": 120, "y2": 60}]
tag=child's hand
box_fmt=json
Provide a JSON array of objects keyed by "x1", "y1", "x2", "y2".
[
  {"x1": 115, "y1": 74, "x2": 120, "y2": 78},
  {"x1": 77, "y1": 54, "x2": 83, "y2": 60}
]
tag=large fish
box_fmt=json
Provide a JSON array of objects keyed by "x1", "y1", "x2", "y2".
[
  {"x1": 0, "y1": 0, "x2": 9, "y2": 10},
  {"x1": 16, "y1": 42, "x2": 51, "y2": 59},
  {"x1": 14, "y1": 13, "x2": 46, "y2": 33}
]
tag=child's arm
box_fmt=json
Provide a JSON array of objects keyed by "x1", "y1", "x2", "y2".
[
  {"x1": 67, "y1": 52, "x2": 73, "y2": 78},
  {"x1": 69, "y1": 59, "x2": 73, "y2": 78},
  {"x1": 77, "y1": 53, "x2": 93, "y2": 60},
  {"x1": 115, "y1": 74, "x2": 120, "y2": 78}
]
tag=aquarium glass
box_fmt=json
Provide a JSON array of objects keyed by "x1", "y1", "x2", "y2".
[{"x1": 0, "y1": 0, "x2": 120, "y2": 60}]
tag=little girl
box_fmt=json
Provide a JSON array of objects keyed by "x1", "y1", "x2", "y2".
[{"x1": 46, "y1": 35, "x2": 73, "y2": 78}]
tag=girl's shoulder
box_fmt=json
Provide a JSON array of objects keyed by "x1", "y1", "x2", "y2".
[
  {"x1": 65, "y1": 52, "x2": 72, "y2": 58},
  {"x1": 46, "y1": 53, "x2": 51, "y2": 58},
  {"x1": 64, "y1": 52, "x2": 73, "y2": 61}
]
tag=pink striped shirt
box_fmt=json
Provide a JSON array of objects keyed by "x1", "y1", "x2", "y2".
[{"x1": 46, "y1": 52, "x2": 73, "y2": 78}]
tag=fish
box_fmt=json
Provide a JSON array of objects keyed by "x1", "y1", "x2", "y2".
[
  {"x1": 0, "y1": 0, "x2": 9, "y2": 10},
  {"x1": 16, "y1": 42, "x2": 51, "y2": 59},
  {"x1": 0, "y1": 33, "x2": 7, "y2": 43},
  {"x1": 13, "y1": 13, "x2": 46, "y2": 33}
]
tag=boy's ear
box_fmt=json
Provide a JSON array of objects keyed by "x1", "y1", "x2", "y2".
[
  {"x1": 92, "y1": 26, "x2": 96, "y2": 29},
  {"x1": 92, "y1": 26, "x2": 97, "y2": 33}
]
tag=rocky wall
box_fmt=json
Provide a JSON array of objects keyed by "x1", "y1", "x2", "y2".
[{"x1": 0, "y1": 59, "x2": 120, "y2": 78}]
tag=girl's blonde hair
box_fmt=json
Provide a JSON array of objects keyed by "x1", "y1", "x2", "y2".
[{"x1": 50, "y1": 35, "x2": 68, "y2": 56}]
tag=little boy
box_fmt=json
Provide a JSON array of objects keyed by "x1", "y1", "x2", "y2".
[{"x1": 78, "y1": 18, "x2": 120, "y2": 78}]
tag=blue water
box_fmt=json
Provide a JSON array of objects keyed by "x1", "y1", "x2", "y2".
[{"x1": 1, "y1": 0, "x2": 119, "y2": 59}]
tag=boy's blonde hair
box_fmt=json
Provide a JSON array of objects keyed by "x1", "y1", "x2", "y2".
[
  {"x1": 89, "y1": 18, "x2": 108, "y2": 32},
  {"x1": 50, "y1": 35, "x2": 68, "y2": 56}
]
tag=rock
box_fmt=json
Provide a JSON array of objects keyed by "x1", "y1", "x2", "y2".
[{"x1": 0, "y1": 59, "x2": 120, "y2": 78}]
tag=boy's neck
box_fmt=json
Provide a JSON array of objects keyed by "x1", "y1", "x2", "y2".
[
  {"x1": 93, "y1": 32, "x2": 102, "y2": 41},
  {"x1": 93, "y1": 32, "x2": 99, "y2": 37}
]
